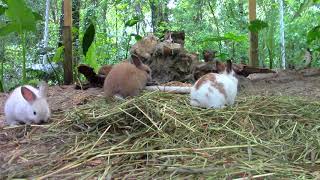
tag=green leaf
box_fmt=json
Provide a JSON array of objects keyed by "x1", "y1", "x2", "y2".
[
  {"x1": 0, "y1": 23, "x2": 17, "y2": 36},
  {"x1": 32, "y1": 11, "x2": 43, "y2": 21},
  {"x1": 5, "y1": 0, "x2": 36, "y2": 33},
  {"x1": 82, "y1": 22, "x2": 95, "y2": 56},
  {"x1": 131, "y1": 33, "x2": 142, "y2": 41},
  {"x1": 0, "y1": 0, "x2": 7, "y2": 4},
  {"x1": 248, "y1": 19, "x2": 268, "y2": 33},
  {"x1": 307, "y1": 25, "x2": 320, "y2": 44},
  {"x1": 85, "y1": 43, "x2": 99, "y2": 71},
  {"x1": 125, "y1": 17, "x2": 139, "y2": 27},
  {"x1": 0, "y1": 4, "x2": 7, "y2": 15},
  {"x1": 224, "y1": 32, "x2": 247, "y2": 42},
  {"x1": 52, "y1": 46, "x2": 64, "y2": 63}
]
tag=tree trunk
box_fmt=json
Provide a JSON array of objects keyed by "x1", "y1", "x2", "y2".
[
  {"x1": 72, "y1": 0, "x2": 80, "y2": 65},
  {"x1": 42, "y1": 0, "x2": 51, "y2": 64},
  {"x1": 279, "y1": 0, "x2": 286, "y2": 69},
  {"x1": 63, "y1": 0, "x2": 73, "y2": 85},
  {"x1": 58, "y1": 0, "x2": 64, "y2": 47},
  {"x1": 249, "y1": 0, "x2": 259, "y2": 67},
  {"x1": 150, "y1": 0, "x2": 158, "y2": 33},
  {"x1": 0, "y1": 39, "x2": 4, "y2": 92}
]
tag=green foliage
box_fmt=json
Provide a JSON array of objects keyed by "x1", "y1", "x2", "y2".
[
  {"x1": 125, "y1": 16, "x2": 139, "y2": 27},
  {"x1": 0, "y1": 0, "x2": 41, "y2": 84},
  {"x1": 82, "y1": 23, "x2": 95, "y2": 57},
  {"x1": 0, "y1": 4, "x2": 7, "y2": 15},
  {"x1": 53, "y1": 46, "x2": 64, "y2": 63},
  {"x1": 248, "y1": 19, "x2": 268, "y2": 33},
  {"x1": 0, "y1": 23, "x2": 18, "y2": 36},
  {"x1": 5, "y1": 0, "x2": 36, "y2": 33},
  {"x1": 85, "y1": 43, "x2": 99, "y2": 71},
  {"x1": 32, "y1": 11, "x2": 43, "y2": 21},
  {"x1": 307, "y1": 25, "x2": 320, "y2": 44},
  {"x1": 131, "y1": 33, "x2": 142, "y2": 41}
]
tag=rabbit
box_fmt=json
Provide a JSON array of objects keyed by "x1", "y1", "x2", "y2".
[
  {"x1": 103, "y1": 54, "x2": 152, "y2": 99},
  {"x1": 98, "y1": 65, "x2": 113, "y2": 76},
  {"x1": 4, "y1": 82, "x2": 51, "y2": 126},
  {"x1": 190, "y1": 60, "x2": 238, "y2": 109}
]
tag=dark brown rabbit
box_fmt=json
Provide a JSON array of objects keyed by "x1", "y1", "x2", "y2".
[{"x1": 103, "y1": 54, "x2": 152, "y2": 99}]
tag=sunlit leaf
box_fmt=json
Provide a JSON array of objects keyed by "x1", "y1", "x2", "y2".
[
  {"x1": 0, "y1": 23, "x2": 17, "y2": 36},
  {"x1": 125, "y1": 16, "x2": 139, "y2": 27},
  {"x1": 52, "y1": 46, "x2": 64, "y2": 63},
  {"x1": 248, "y1": 19, "x2": 268, "y2": 33},
  {"x1": 224, "y1": 32, "x2": 247, "y2": 42},
  {"x1": 307, "y1": 25, "x2": 320, "y2": 44},
  {"x1": 85, "y1": 43, "x2": 99, "y2": 71},
  {"x1": 5, "y1": 0, "x2": 36, "y2": 33},
  {"x1": 82, "y1": 22, "x2": 95, "y2": 56}
]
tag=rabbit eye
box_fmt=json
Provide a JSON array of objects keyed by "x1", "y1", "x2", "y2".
[
  {"x1": 33, "y1": 111, "x2": 37, "y2": 115},
  {"x1": 146, "y1": 70, "x2": 150, "y2": 74}
]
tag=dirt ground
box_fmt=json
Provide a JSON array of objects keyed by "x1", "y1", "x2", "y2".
[
  {"x1": 0, "y1": 74, "x2": 320, "y2": 127},
  {"x1": 0, "y1": 73, "x2": 320, "y2": 178}
]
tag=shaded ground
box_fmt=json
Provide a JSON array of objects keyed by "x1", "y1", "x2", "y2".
[
  {"x1": 1, "y1": 75, "x2": 320, "y2": 126},
  {"x1": 0, "y1": 74, "x2": 320, "y2": 178}
]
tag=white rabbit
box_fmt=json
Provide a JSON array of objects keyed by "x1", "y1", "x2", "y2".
[
  {"x1": 4, "y1": 82, "x2": 51, "y2": 126},
  {"x1": 190, "y1": 60, "x2": 238, "y2": 109}
]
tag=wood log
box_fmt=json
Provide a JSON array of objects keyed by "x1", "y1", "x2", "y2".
[
  {"x1": 145, "y1": 86, "x2": 191, "y2": 94},
  {"x1": 165, "y1": 31, "x2": 185, "y2": 47},
  {"x1": 232, "y1": 64, "x2": 276, "y2": 77}
]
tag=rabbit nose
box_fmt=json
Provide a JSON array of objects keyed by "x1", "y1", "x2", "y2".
[{"x1": 39, "y1": 119, "x2": 46, "y2": 124}]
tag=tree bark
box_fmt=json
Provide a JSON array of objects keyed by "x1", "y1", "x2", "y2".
[
  {"x1": 72, "y1": 0, "x2": 80, "y2": 65},
  {"x1": 63, "y1": 0, "x2": 73, "y2": 85},
  {"x1": 279, "y1": 0, "x2": 286, "y2": 69},
  {"x1": 249, "y1": 0, "x2": 259, "y2": 67},
  {"x1": 42, "y1": 0, "x2": 51, "y2": 64}
]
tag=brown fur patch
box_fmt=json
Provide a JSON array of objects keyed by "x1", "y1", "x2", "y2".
[
  {"x1": 212, "y1": 82, "x2": 227, "y2": 99},
  {"x1": 195, "y1": 73, "x2": 227, "y2": 98},
  {"x1": 195, "y1": 73, "x2": 216, "y2": 90},
  {"x1": 98, "y1": 65, "x2": 113, "y2": 76},
  {"x1": 216, "y1": 61, "x2": 226, "y2": 73}
]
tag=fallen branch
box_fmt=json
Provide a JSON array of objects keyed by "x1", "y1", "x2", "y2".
[{"x1": 145, "y1": 86, "x2": 191, "y2": 94}]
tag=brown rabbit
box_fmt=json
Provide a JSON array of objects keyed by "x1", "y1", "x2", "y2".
[
  {"x1": 103, "y1": 54, "x2": 152, "y2": 99},
  {"x1": 98, "y1": 65, "x2": 113, "y2": 76}
]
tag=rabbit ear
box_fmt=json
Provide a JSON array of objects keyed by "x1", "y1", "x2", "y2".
[
  {"x1": 215, "y1": 60, "x2": 225, "y2": 73},
  {"x1": 131, "y1": 54, "x2": 142, "y2": 67},
  {"x1": 226, "y1": 60, "x2": 232, "y2": 74},
  {"x1": 21, "y1": 86, "x2": 36, "y2": 103},
  {"x1": 39, "y1": 81, "x2": 48, "y2": 97}
]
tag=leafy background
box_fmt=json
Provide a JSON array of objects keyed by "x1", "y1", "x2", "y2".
[{"x1": 0, "y1": 0, "x2": 319, "y2": 91}]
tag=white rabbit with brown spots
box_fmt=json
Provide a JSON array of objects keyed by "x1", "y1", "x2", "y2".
[
  {"x1": 190, "y1": 60, "x2": 238, "y2": 109},
  {"x1": 4, "y1": 82, "x2": 51, "y2": 125}
]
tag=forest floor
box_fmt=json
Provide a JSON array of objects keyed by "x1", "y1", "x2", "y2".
[
  {"x1": 1, "y1": 73, "x2": 320, "y2": 127},
  {"x1": 0, "y1": 73, "x2": 320, "y2": 178}
]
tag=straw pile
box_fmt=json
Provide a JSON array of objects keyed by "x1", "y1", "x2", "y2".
[{"x1": 2, "y1": 91, "x2": 320, "y2": 179}]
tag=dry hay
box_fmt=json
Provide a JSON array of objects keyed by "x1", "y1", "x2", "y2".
[{"x1": 1, "y1": 91, "x2": 320, "y2": 179}]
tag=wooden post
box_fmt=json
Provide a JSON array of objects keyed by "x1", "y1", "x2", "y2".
[
  {"x1": 248, "y1": 0, "x2": 259, "y2": 67},
  {"x1": 63, "y1": 0, "x2": 73, "y2": 84}
]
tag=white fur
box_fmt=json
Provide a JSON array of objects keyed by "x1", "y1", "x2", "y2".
[
  {"x1": 190, "y1": 70, "x2": 238, "y2": 109},
  {"x1": 4, "y1": 83, "x2": 51, "y2": 126}
]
